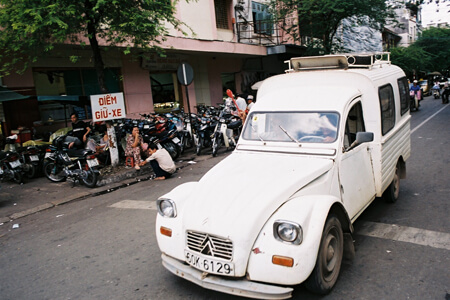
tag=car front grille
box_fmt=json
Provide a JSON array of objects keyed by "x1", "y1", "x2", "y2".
[{"x1": 186, "y1": 231, "x2": 233, "y2": 261}]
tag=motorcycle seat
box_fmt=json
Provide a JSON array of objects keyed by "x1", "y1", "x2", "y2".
[
  {"x1": 227, "y1": 120, "x2": 242, "y2": 130},
  {"x1": 67, "y1": 149, "x2": 94, "y2": 158}
]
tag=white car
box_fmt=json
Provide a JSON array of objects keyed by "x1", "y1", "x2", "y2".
[{"x1": 155, "y1": 53, "x2": 411, "y2": 299}]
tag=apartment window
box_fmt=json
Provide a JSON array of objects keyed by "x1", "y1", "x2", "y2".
[
  {"x1": 214, "y1": 0, "x2": 230, "y2": 29},
  {"x1": 379, "y1": 84, "x2": 395, "y2": 135},
  {"x1": 252, "y1": 1, "x2": 273, "y2": 35}
]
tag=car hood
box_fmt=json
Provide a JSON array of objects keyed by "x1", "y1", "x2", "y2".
[{"x1": 180, "y1": 151, "x2": 333, "y2": 267}]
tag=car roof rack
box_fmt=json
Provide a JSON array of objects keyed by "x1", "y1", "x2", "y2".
[{"x1": 285, "y1": 52, "x2": 391, "y2": 73}]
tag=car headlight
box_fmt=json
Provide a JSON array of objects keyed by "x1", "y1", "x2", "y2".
[
  {"x1": 156, "y1": 198, "x2": 177, "y2": 218},
  {"x1": 273, "y1": 220, "x2": 302, "y2": 245}
]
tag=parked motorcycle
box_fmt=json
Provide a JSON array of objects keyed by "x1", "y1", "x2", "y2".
[
  {"x1": 0, "y1": 149, "x2": 24, "y2": 184},
  {"x1": 0, "y1": 135, "x2": 25, "y2": 183},
  {"x1": 195, "y1": 114, "x2": 217, "y2": 155},
  {"x1": 43, "y1": 135, "x2": 100, "y2": 187},
  {"x1": 142, "y1": 114, "x2": 181, "y2": 160},
  {"x1": 211, "y1": 108, "x2": 242, "y2": 157},
  {"x1": 18, "y1": 145, "x2": 43, "y2": 179}
]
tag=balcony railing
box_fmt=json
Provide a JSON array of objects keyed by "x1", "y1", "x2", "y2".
[{"x1": 236, "y1": 20, "x2": 284, "y2": 46}]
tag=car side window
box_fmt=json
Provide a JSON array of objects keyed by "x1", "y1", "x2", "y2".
[
  {"x1": 344, "y1": 101, "x2": 366, "y2": 150},
  {"x1": 379, "y1": 84, "x2": 395, "y2": 135},
  {"x1": 397, "y1": 77, "x2": 409, "y2": 115}
]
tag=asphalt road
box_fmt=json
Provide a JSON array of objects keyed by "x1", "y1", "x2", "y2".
[{"x1": 0, "y1": 96, "x2": 449, "y2": 300}]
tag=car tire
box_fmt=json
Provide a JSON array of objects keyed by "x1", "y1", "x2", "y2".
[
  {"x1": 383, "y1": 163, "x2": 400, "y2": 203},
  {"x1": 305, "y1": 215, "x2": 343, "y2": 295}
]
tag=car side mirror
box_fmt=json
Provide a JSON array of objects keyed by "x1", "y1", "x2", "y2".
[{"x1": 346, "y1": 132, "x2": 373, "y2": 151}]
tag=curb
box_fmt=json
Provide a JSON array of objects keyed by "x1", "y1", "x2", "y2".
[
  {"x1": 0, "y1": 169, "x2": 154, "y2": 224},
  {"x1": 0, "y1": 154, "x2": 211, "y2": 223}
]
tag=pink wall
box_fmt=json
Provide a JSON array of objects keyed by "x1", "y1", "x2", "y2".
[
  {"x1": 121, "y1": 55, "x2": 154, "y2": 118},
  {"x1": 208, "y1": 57, "x2": 243, "y2": 107},
  {"x1": 3, "y1": 68, "x2": 34, "y2": 90}
]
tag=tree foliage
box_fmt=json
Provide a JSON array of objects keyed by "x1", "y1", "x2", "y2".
[
  {"x1": 390, "y1": 45, "x2": 430, "y2": 80},
  {"x1": 390, "y1": 27, "x2": 450, "y2": 79},
  {"x1": 0, "y1": 0, "x2": 188, "y2": 92},
  {"x1": 414, "y1": 27, "x2": 450, "y2": 75},
  {"x1": 271, "y1": 0, "x2": 398, "y2": 54}
]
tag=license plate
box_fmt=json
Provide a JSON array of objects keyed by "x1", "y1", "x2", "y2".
[
  {"x1": 30, "y1": 155, "x2": 39, "y2": 161},
  {"x1": 87, "y1": 158, "x2": 99, "y2": 168},
  {"x1": 10, "y1": 160, "x2": 21, "y2": 169},
  {"x1": 45, "y1": 152, "x2": 53, "y2": 158},
  {"x1": 172, "y1": 137, "x2": 180, "y2": 143},
  {"x1": 184, "y1": 250, "x2": 234, "y2": 276}
]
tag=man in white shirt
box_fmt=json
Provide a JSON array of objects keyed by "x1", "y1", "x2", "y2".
[
  {"x1": 140, "y1": 144, "x2": 176, "y2": 180},
  {"x1": 235, "y1": 94, "x2": 247, "y2": 112}
]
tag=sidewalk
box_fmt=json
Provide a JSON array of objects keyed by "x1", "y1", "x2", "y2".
[{"x1": 0, "y1": 150, "x2": 215, "y2": 224}]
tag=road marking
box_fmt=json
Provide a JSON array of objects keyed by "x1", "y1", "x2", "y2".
[
  {"x1": 109, "y1": 200, "x2": 156, "y2": 210},
  {"x1": 411, "y1": 104, "x2": 449, "y2": 134},
  {"x1": 357, "y1": 221, "x2": 450, "y2": 251},
  {"x1": 109, "y1": 201, "x2": 450, "y2": 251}
]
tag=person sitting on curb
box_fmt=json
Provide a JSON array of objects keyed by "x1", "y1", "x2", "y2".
[
  {"x1": 140, "y1": 143, "x2": 176, "y2": 180},
  {"x1": 125, "y1": 126, "x2": 147, "y2": 170}
]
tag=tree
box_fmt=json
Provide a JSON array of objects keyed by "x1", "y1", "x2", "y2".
[
  {"x1": 271, "y1": 0, "x2": 398, "y2": 54},
  {"x1": 390, "y1": 45, "x2": 430, "y2": 80},
  {"x1": 0, "y1": 0, "x2": 188, "y2": 93},
  {"x1": 414, "y1": 27, "x2": 450, "y2": 76},
  {"x1": 390, "y1": 27, "x2": 450, "y2": 80}
]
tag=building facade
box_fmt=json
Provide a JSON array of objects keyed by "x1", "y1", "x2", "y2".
[{"x1": 1, "y1": 0, "x2": 300, "y2": 140}]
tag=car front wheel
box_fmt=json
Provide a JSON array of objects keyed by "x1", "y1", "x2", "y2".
[{"x1": 305, "y1": 215, "x2": 343, "y2": 295}]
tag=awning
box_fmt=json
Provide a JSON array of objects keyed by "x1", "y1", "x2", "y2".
[
  {"x1": 37, "y1": 95, "x2": 82, "y2": 126},
  {"x1": 37, "y1": 95, "x2": 79, "y2": 102},
  {"x1": 0, "y1": 86, "x2": 30, "y2": 102}
]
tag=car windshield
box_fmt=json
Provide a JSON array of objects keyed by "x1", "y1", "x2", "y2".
[{"x1": 243, "y1": 112, "x2": 339, "y2": 143}]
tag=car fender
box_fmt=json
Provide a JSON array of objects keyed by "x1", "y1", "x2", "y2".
[
  {"x1": 246, "y1": 195, "x2": 344, "y2": 286},
  {"x1": 156, "y1": 181, "x2": 198, "y2": 260}
]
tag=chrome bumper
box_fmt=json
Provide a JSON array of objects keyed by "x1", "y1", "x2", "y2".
[{"x1": 161, "y1": 253, "x2": 293, "y2": 299}]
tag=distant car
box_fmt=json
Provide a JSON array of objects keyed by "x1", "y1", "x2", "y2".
[{"x1": 419, "y1": 80, "x2": 429, "y2": 96}]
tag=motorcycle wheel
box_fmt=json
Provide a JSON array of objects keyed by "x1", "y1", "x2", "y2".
[
  {"x1": 25, "y1": 163, "x2": 37, "y2": 179},
  {"x1": 163, "y1": 141, "x2": 180, "y2": 160},
  {"x1": 196, "y1": 136, "x2": 202, "y2": 156},
  {"x1": 43, "y1": 161, "x2": 66, "y2": 182},
  {"x1": 13, "y1": 170, "x2": 23, "y2": 184},
  {"x1": 185, "y1": 133, "x2": 193, "y2": 149},
  {"x1": 82, "y1": 170, "x2": 98, "y2": 188},
  {"x1": 212, "y1": 135, "x2": 221, "y2": 157}
]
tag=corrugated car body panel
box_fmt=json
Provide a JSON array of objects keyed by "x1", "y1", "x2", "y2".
[{"x1": 379, "y1": 118, "x2": 411, "y2": 195}]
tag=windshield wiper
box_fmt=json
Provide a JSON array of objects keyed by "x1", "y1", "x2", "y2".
[
  {"x1": 279, "y1": 125, "x2": 301, "y2": 146},
  {"x1": 250, "y1": 123, "x2": 266, "y2": 143}
]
